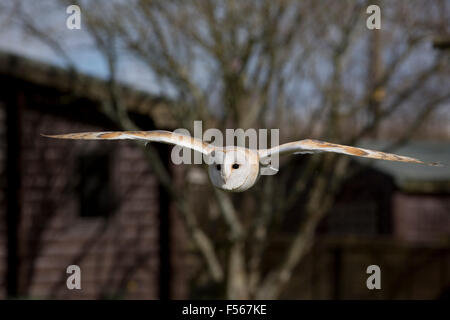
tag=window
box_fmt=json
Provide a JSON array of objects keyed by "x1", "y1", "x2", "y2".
[{"x1": 75, "y1": 148, "x2": 116, "y2": 218}]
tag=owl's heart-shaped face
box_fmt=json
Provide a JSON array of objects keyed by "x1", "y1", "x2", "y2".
[{"x1": 207, "y1": 147, "x2": 260, "y2": 192}]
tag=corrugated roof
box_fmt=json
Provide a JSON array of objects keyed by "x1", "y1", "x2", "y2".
[{"x1": 356, "y1": 140, "x2": 450, "y2": 193}]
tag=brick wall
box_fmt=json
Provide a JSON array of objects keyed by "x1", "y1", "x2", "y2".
[
  {"x1": 393, "y1": 192, "x2": 450, "y2": 243},
  {"x1": 18, "y1": 107, "x2": 161, "y2": 299}
]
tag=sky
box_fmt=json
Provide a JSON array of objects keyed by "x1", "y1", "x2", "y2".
[{"x1": 0, "y1": 0, "x2": 160, "y2": 94}]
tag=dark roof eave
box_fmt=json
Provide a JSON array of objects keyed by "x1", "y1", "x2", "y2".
[
  {"x1": 397, "y1": 179, "x2": 450, "y2": 194},
  {"x1": 0, "y1": 51, "x2": 177, "y2": 128}
]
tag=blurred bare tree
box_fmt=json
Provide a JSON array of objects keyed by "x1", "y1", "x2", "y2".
[{"x1": 9, "y1": 0, "x2": 450, "y2": 298}]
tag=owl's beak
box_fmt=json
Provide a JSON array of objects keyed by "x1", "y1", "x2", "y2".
[{"x1": 221, "y1": 167, "x2": 231, "y2": 181}]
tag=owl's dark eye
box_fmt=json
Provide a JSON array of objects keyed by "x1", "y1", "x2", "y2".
[
  {"x1": 216, "y1": 164, "x2": 221, "y2": 170},
  {"x1": 232, "y1": 163, "x2": 240, "y2": 169}
]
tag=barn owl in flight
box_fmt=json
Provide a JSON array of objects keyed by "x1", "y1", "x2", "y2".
[{"x1": 44, "y1": 130, "x2": 439, "y2": 192}]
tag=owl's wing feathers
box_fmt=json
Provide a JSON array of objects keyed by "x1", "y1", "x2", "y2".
[
  {"x1": 259, "y1": 139, "x2": 440, "y2": 166},
  {"x1": 42, "y1": 130, "x2": 215, "y2": 155}
]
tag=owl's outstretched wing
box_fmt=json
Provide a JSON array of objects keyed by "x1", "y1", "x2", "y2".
[
  {"x1": 258, "y1": 139, "x2": 441, "y2": 166},
  {"x1": 42, "y1": 130, "x2": 215, "y2": 155}
]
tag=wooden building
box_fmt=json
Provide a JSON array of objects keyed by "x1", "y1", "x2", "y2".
[
  {"x1": 290, "y1": 143, "x2": 450, "y2": 299},
  {"x1": 324, "y1": 141, "x2": 450, "y2": 243},
  {"x1": 0, "y1": 51, "x2": 181, "y2": 299},
  {"x1": 0, "y1": 51, "x2": 448, "y2": 300}
]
